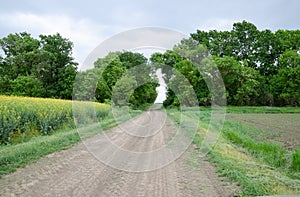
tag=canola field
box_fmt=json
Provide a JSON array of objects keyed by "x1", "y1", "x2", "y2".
[{"x1": 0, "y1": 95, "x2": 110, "y2": 144}]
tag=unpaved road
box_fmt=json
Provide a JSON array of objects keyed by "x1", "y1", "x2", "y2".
[{"x1": 0, "y1": 110, "x2": 237, "y2": 196}]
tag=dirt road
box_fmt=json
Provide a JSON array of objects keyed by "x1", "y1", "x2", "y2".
[{"x1": 0, "y1": 109, "x2": 236, "y2": 196}]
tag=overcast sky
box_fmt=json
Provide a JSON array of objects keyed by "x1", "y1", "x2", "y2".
[{"x1": 0, "y1": 0, "x2": 299, "y2": 66}]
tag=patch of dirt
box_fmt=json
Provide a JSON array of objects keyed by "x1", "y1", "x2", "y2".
[
  {"x1": 226, "y1": 113, "x2": 300, "y2": 150},
  {"x1": 0, "y1": 110, "x2": 238, "y2": 196}
]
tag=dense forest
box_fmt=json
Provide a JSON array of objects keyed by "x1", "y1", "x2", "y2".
[{"x1": 0, "y1": 21, "x2": 299, "y2": 107}]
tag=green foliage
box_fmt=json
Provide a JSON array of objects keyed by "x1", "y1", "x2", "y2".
[
  {"x1": 102, "y1": 59, "x2": 126, "y2": 88},
  {"x1": 73, "y1": 68, "x2": 101, "y2": 101},
  {"x1": 93, "y1": 51, "x2": 159, "y2": 108},
  {"x1": 119, "y1": 51, "x2": 147, "y2": 68},
  {"x1": 271, "y1": 50, "x2": 300, "y2": 106},
  {"x1": 154, "y1": 21, "x2": 300, "y2": 107},
  {"x1": 0, "y1": 32, "x2": 40, "y2": 78},
  {"x1": 112, "y1": 75, "x2": 137, "y2": 106},
  {"x1": 130, "y1": 82, "x2": 158, "y2": 109},
  {"x1": 275, "y1": 30, "x2": 300, "y2": 52},
  {"x1": 1, "y1": 22, "x2": 300, "y2": 108},
  {"x1": 151, "y1": 42, "x2": 212, "y2": 107},
  {"x1": 292, "y1": 148, "x2": 300, "y2": 172},
  {"x1": 0, "y1": 32, "x2": 77, "y2": 99},
  {"x1": 209, "y1": 151, "x2": 269, "y2": 196},
  {"x1": 10, "y1": 75, "x2": 44, "y2": 97},
  {"x1": 190, "y1": 21, "x2": 283, "y2": 76},
  {"x1": 221, "y1": 118, "x2": 300, "y2": 175},
  {"x1": 223, "y1": 129, "x2": 287, "y2": 168},
  {"x1": 213, "y1": 56, "x2": 260, "y2": 105},
  {"x1": 225, "y1": 106, "x2": 300, "y2": 113}
]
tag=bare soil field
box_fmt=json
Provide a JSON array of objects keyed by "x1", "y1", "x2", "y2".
[
  {"x1": 226, "y1": 113, "x2": 300, "y2": 150},
  {"x1": 0, "y1": 110, "x2": 237, "y2": 196}
]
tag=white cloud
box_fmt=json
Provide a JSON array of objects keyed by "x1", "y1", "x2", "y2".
[{"x1": 0, "y1": 12, "x2": 121, "y2": 65}]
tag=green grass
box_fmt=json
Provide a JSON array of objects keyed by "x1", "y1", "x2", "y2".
[
  {"x1": 210, "y1": 141, "x2": 300, "y2": 196},
  {"x1": 0, "y1": 127, "x2": 81, "y2": 176},
  {"x1": 166, "y1": 106, "x2": 300, "y2": 196},
  {"x1": 217, "y1": 145, "x2": 300, "y2": 195},
  {"x1": 222, "y1": 122, "x2": 287, "y2": 169},
  {"x1": 176, "y1": 106, "x2": 300, "y2": 113},
  {"x1": 225, "y1": 106, "x2": 300, "y2": 113},
  {"x1": 292, "y1": 148, "x2": 300, "y2": 172},
  {"x1": 0, "y1": 109, "x2": 142, "y2": 177}
]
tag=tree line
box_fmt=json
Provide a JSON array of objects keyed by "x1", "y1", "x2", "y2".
[
  {"x1": 0, "y1": 21, "x2": 299, "y2": 107},
  {"x1": 0, "y1": 32, "x2": 158, "y2": 108},
  {"x1": 151, "y1": 21, "x2": 300, "y2": 107}
]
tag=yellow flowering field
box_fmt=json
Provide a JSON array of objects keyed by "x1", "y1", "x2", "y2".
[{"x1": 0, "y1": 95, "x2": 110, "y2": 144}]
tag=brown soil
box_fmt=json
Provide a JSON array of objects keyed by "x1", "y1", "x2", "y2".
[
  {"x1": 0, "y1": 110, "x2": 238, "y2": 196},
  {"x1": 226, "y1": 113, "x2": 300, "y2": 150}
]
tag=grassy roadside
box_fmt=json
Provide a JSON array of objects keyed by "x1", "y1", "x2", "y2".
[
  {"x1": 166, "y1": 107, "x2": 300, "y2": 196},
  {"x1": 0, "y1": 109, "x2": 142, "y2": 177}
]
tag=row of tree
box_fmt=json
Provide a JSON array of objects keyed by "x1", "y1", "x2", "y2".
[
  {"x1": 0, "y1": 32, "x2": 78, "y2": 99},
  {"x1": 151, "y1": 21, "x2": 300, "y2": 107},
  {"x1": 0, "y1": 32, "x2": 158, "y2": 108},
  {"x1": 0, "y1": 21, "x2": 299, "y2": 107}
]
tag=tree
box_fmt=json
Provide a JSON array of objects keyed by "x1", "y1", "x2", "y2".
[
  {"x1": 101, "y1": 59, "x2": 126, "y2": 89},
  {"x1": 73, "y1": 68, "x2": 101, "y2": 101},
  {"x1": 38, "y1": 33, "x2": 78, "y2": 99},
  {"x1": 271, "y1": 50, "x2": 300, "y2": 106},
  {"x1": 190, "y1": 30, "x2": 233, "y2": 57},
  {"x1": 119, "y1": 51, "x2": 147, "y2": 69},
  {"x1": 275, "y1": 30, "x2": 300, "y2": 52},
  {"x1": 278, "y1": 50, "x2": 300, "y2": 69},
  {"x1": 271, "y1": 67, "x2": 300, "y2": 106},
  {"x1": 151, "y1": 40, "x2": 212, "y2": 107},
  {"x1": 0, "y1": 32, "x2": 78, "y2": 99},
  {"x1": 0, "y1": 57, "x2": 12, "y2": 94},
  {"x1": 95, "y1": 77, "x2": 111, "y2": 103},
  {"x1": 112, "y1": 75, "x2": 137, "y2": 106},
  {"x1": 130, "y1": 82, "x2": 158, "y2": 108},
  {"x1": 212, "y1": 56, "x2": 241, "y2": 105},
  {"x1": 167, "y1": 70, "x2": 199, "y2": 107},
  {"x1": 150, "y1": 50, "x2": 183, "y2": 83},
  {"x1": 231, "y1": 21, "x2": 260, "y2": 69},
  {"x1": 190, "y1": 21, "x2": 284, "y2": 76},
  {"x1": 95, "y1": 51, "x2": 159, "y2": 108},
  {"x1": 255, "y1": 29, "x2": 281, "y2": 76},
  {"x1": 213, "y1": 56, "x2": 260, "y2": 105},
  {"x1": 94, "y1": 52, "x2": 121, "y2": 69},
  {"x1": 0, "y1": 32, "x2": 40, "y2": 78},
  {"x1": 10, "y1": 75, "x2": 44, "y2": 97},
  {"x1": 188, "y1": 21, "x2": 300, "y2": 106}
]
